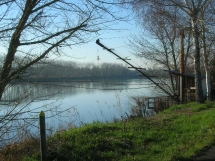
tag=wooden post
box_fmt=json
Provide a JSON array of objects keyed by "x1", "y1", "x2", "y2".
[
  {"x1": 180, "y1": 29, "x2": 185, "y2": 75},
  {"x1": 39, "y1": 111, "x2": 47, "y2": 161},
  {"x1": 180, "y1": 29, "x2": 185, "y2": 102}
]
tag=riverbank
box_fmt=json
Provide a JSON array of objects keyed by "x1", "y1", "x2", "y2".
[{"x1": 1, "y1": 102, "x2": 215, "y2": 160}]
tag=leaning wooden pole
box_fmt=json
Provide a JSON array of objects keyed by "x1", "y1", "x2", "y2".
[{"x1": 96, "y1": 39, "x2": 176, "y2": 100}]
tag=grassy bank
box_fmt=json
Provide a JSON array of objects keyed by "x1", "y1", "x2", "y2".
[{"x1": 1, "y1": 102, "x2": 215, "y2": 161}]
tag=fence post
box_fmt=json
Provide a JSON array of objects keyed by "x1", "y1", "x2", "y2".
[{"x1": 39, "y1": 111, "x2": 47, "y2": 161}]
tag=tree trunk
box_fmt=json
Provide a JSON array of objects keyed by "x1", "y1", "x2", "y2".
[
  {"x1": 191, "y1": 16, "x2": 204, "y2": 103},
  {"x1": 0, "y1": 0, "x2": 35, "y2": 100},
  {"x1": 204, "y1": 62, "x2": 211, "y2": 100},
  {"x1": 0, "y1": 81, "x2": 7, "y2": 100},
  {"x1": 201, "y1": 21, "x2": 211, "y2": 100}
]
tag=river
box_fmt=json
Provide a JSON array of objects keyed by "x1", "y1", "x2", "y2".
[{"x1": 0, "y1": 78, "x2": 163, "y2": 146}]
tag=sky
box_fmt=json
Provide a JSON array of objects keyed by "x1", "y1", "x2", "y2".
[
  {"x1": 58, "y1": 18, "x2": 145, "y2": 68},
  {"x1": 0, "y1": 1, "x2": 147, "y2": 69}
]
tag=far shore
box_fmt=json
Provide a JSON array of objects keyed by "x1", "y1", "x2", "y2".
[{"x1": 12, "y1": 75, "x2": 147, "y2": 83}]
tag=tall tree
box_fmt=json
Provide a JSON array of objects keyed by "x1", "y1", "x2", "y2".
[
  {"x1": 198, "y1": 2, "x2": 215, "y2": 100},
  {"x1": 128, "y1": 0, "x2": 215, "y2": 102},
  {"x1": 129, "y1": 1, "x2": 193, "y2": 95},
  {"x1": 165, "y1": 0, "x2": 215, "y2": 102},
  {"x1": 0, "y1": 0, "x2": 128, "y2": 146},
  {"x1": 0, "y1": 0, "x2": 124, "y2": 100}
]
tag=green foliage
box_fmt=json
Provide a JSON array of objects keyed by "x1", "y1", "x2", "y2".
[
  {"x1": 45, "y1": 102, "x2": 215, "y2": 161},
  {"x1": 162, "y1": 101, "x2": 215, "y2": 114},
  {"x1": 1, "y1": 102, "x2": 215, "y2": 161},
  {"x1": 22, "y1": 156, "x2": 38, "y2": 161}
]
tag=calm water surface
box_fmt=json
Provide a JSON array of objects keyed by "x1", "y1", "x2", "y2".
[{"x1": 0, "y1": 79, "x2": 163, "y2": 145}]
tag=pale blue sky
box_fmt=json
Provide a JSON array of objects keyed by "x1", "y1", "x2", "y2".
[
  {"x1": 0, "y1": 1, "x2": 146, "y2": 69},
  {"x1": 59, "y1": 19, "x2": 144, "y2": 67}
]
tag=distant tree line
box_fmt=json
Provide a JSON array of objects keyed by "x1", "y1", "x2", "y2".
[{"x1": 22, "y1": 60, "x2": 139, "y2": 81}]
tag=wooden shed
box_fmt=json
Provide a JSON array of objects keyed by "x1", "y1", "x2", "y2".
[{"x1": 168, "y1": 70, "x2": 206, "y2": 102}]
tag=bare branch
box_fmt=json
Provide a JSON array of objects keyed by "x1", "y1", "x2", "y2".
[{"x1": 20, "y1": 24, "x2": 87, "y2": 46}]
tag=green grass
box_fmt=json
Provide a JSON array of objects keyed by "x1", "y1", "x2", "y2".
[{"x1": 1, "y1": 102, "x2": 215, "y2": 161}]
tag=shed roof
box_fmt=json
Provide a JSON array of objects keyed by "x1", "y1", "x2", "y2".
[{"x1": 165, "y1": 70, "x2": 206, "y2": 79}]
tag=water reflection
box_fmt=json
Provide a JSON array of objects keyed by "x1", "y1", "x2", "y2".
[
  {"x1": 1, "y1": 79, "x2": 158, "y2": 127},
  {"x1": 1, "y1": 80, "x2": 135, "y2": 104},
  {"x1": 0, "y1": 79, "x2": 158, "y2": 147}
]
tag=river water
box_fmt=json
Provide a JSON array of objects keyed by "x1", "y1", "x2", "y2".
[{"x1": 0, "y1": 78, "x2": 163, "y2": 146}]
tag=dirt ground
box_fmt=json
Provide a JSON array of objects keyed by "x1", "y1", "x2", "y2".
[{"x1": 193, "y1": 145, "x2": 215, "y2": 161}]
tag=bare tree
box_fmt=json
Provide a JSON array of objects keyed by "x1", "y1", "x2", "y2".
[
  {"x1": 128, "y1": 0, "x2": 215, "y2": 102},
  {"x1": 128, "y1": 1, "x2": 193, "y2": 95},
  {"x1": 0, "y1": 0, "x2": 128, "y2": 146},
  {"x1": 175, "y1": 0, "x2": 211, "y2": 102},
  {"x1": 0, "y1": 0, "x2": 126, "y2": 100},
  {"x1": 198, "y1": 2, "x2": 215, "y2": 100}
]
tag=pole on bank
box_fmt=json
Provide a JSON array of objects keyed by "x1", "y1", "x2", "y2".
[{"x1": 39, "y1": 111, "x2": 47, "y2": 161}]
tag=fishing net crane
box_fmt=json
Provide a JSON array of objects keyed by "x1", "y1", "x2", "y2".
[{"x1": 96, "y1": 39, "x2": 178, "y2": 100}]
